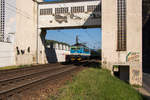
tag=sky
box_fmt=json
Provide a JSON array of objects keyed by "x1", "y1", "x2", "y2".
[{"x1": 5, "y1": 0, "x2": 16, "y2": 34}]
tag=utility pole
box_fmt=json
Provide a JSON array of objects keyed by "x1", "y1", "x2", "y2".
[{"x1": 76, "y1": 35, "x2": 79, "y2": 44}]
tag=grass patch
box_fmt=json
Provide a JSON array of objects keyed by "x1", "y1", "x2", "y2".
[
  {"x1": 49, "y1": 68, "x2": 143, "y2": 100},
  {"x1": 0, "y1": 66, "x2": 18, "y2": 70},
  {"x1": 0, "y1": 64, "x2": 32, "y2": 70}
]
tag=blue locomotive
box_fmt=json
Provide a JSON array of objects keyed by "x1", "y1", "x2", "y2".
[{"x1": 66, "y1": 36, "x2": 91, "y2": 62}]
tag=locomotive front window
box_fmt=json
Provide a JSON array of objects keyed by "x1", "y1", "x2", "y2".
[
  {"x1": 84, "y1": 48, "x2": 89, "y2": 52},
  {"x1": 76, "y1": 47, "x2": 80, "y2": 50},
  {"x1": 71, "y1": 48, "x2": 76, "y2": 50},
  {"x1": 71, "y1": 48, "x2": 80, "y2": 50}
]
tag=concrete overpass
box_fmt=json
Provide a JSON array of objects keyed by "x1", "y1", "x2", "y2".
[
  {"x1": 15, "y1": 0, "x2": 142, "y2": 86},
  {"x1": 38, "y1": 0, "x2": 101, "y2": 29}
]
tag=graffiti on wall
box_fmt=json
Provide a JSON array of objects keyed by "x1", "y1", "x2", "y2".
[
  {"x1": 54, "y1": 15, "x2": 68, "y2": 23},
  {"x1": 70, "y1": 14, "x2": 82, "y2": 20},
  {"x1": 53, "y1": 13, "x2": 100, "y2": 24},
  {"x1": 132, "y1": 70, "x2": 140, "y2": 76},
  {"x1": 131, "y1": 69, "x2": 141, "y2": 84},
  {"x1": 126, "y1": 52, "x2": 140, "y2": 62}
]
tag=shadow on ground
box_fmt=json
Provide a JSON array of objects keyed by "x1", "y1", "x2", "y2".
[
  {"x1": 142, "y1": 94, "x2": 150, "y2": 100},
  {"x1": 61, "y1": 60, "x2": 101, "y2": 69}
]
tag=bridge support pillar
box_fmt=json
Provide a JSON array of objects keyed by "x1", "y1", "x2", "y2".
[
  {"x1": 102, "y1": 0, "x2": 142, "y2": 86},
  {"x1": 37, "y1": 28, "x2": 47, "y2": 64}
]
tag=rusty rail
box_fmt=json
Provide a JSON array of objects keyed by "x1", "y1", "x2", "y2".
[{"x1": 0, "y1": 64, "x2": 79, "y2": 100}]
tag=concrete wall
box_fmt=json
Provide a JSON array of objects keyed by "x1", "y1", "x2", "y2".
[
  {"x1": 15, "y1": 0, "x2": 38, "y2": 65},
  {"x1": 46, "y1": 43, "x2": 70, "y2": 62},
  {"x1": 48, "y1": 49, "x2": 70, "y2": 62},
  {"x1": 102, "y1": 0, "x2": 142, "y2": 85},
  {"x1": 0, "y1": 42, "x2": 15, "y2": 67},
  {"x1": 56, "y1": 50, "x2": 70, "y2": 62}
]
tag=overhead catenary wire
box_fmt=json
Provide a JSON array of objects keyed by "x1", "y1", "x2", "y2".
[
  {"x1": 59, "y1": 29, "x2": 100, "y2": 49},
  {"x1": 46, "y1": 30, "x2": 73, "y2": 45},
  {"x1": 5, "y1": 2, "x2": 33, "y2": 20},
  {"x1": 5, "y1": 6, "x2": 32, "y2": 20},
  {"x1": 5, "y1": 2, "x2": 32, "y2": 18},
  {"x1": 85, "y1": 29, "x2": 96, "y2": 40},
  {"x1": 85, "y1": 29, "x2": 101, "y2": 43},
  {"x1": 77, "y1": 29, "x2": 101, "y2": 49},
  {"x1": 57, "y1": 30, "x2": 75, "y2": 40}
]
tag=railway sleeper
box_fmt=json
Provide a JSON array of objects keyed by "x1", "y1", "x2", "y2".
[
  {"x1": 0, "y1": 67, "x2": 80, "y2": 100},
  {"x1": 0, "y1": 66, "x2": 69, "y2": 91},
  {"x1": 0, "y1": 64, "x2": 64, "y2": 81},
  {"x1": 0, "y1": 65, "x2": 66, "y2": 83},
  {"x1": 0, "y1": 66, "x2": 77, "y2": 97}
]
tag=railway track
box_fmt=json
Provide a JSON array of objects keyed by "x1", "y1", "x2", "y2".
[
  {"x1": 0, "y1": 64, "x2": 57, "y2": 79},
  {"x1": 0, "y1": 63, "x2": 80, "y2": 100}
]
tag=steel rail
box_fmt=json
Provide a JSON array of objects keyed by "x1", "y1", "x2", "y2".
[
  {"x1": 0, "y1": 65, "x2": 67, "y2": 90},
  {"x1": 0, "y1": 66, "x2": 79, "y2": 100}
]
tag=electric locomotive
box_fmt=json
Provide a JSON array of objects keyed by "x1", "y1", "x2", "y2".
[{"x1": 66, "y1": 36, "x2": 91, "y2": 62}]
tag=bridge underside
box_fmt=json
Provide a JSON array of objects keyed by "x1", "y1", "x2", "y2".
[{"x1": 42, "y1": 25, "x2": 100, "y2": 30}]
